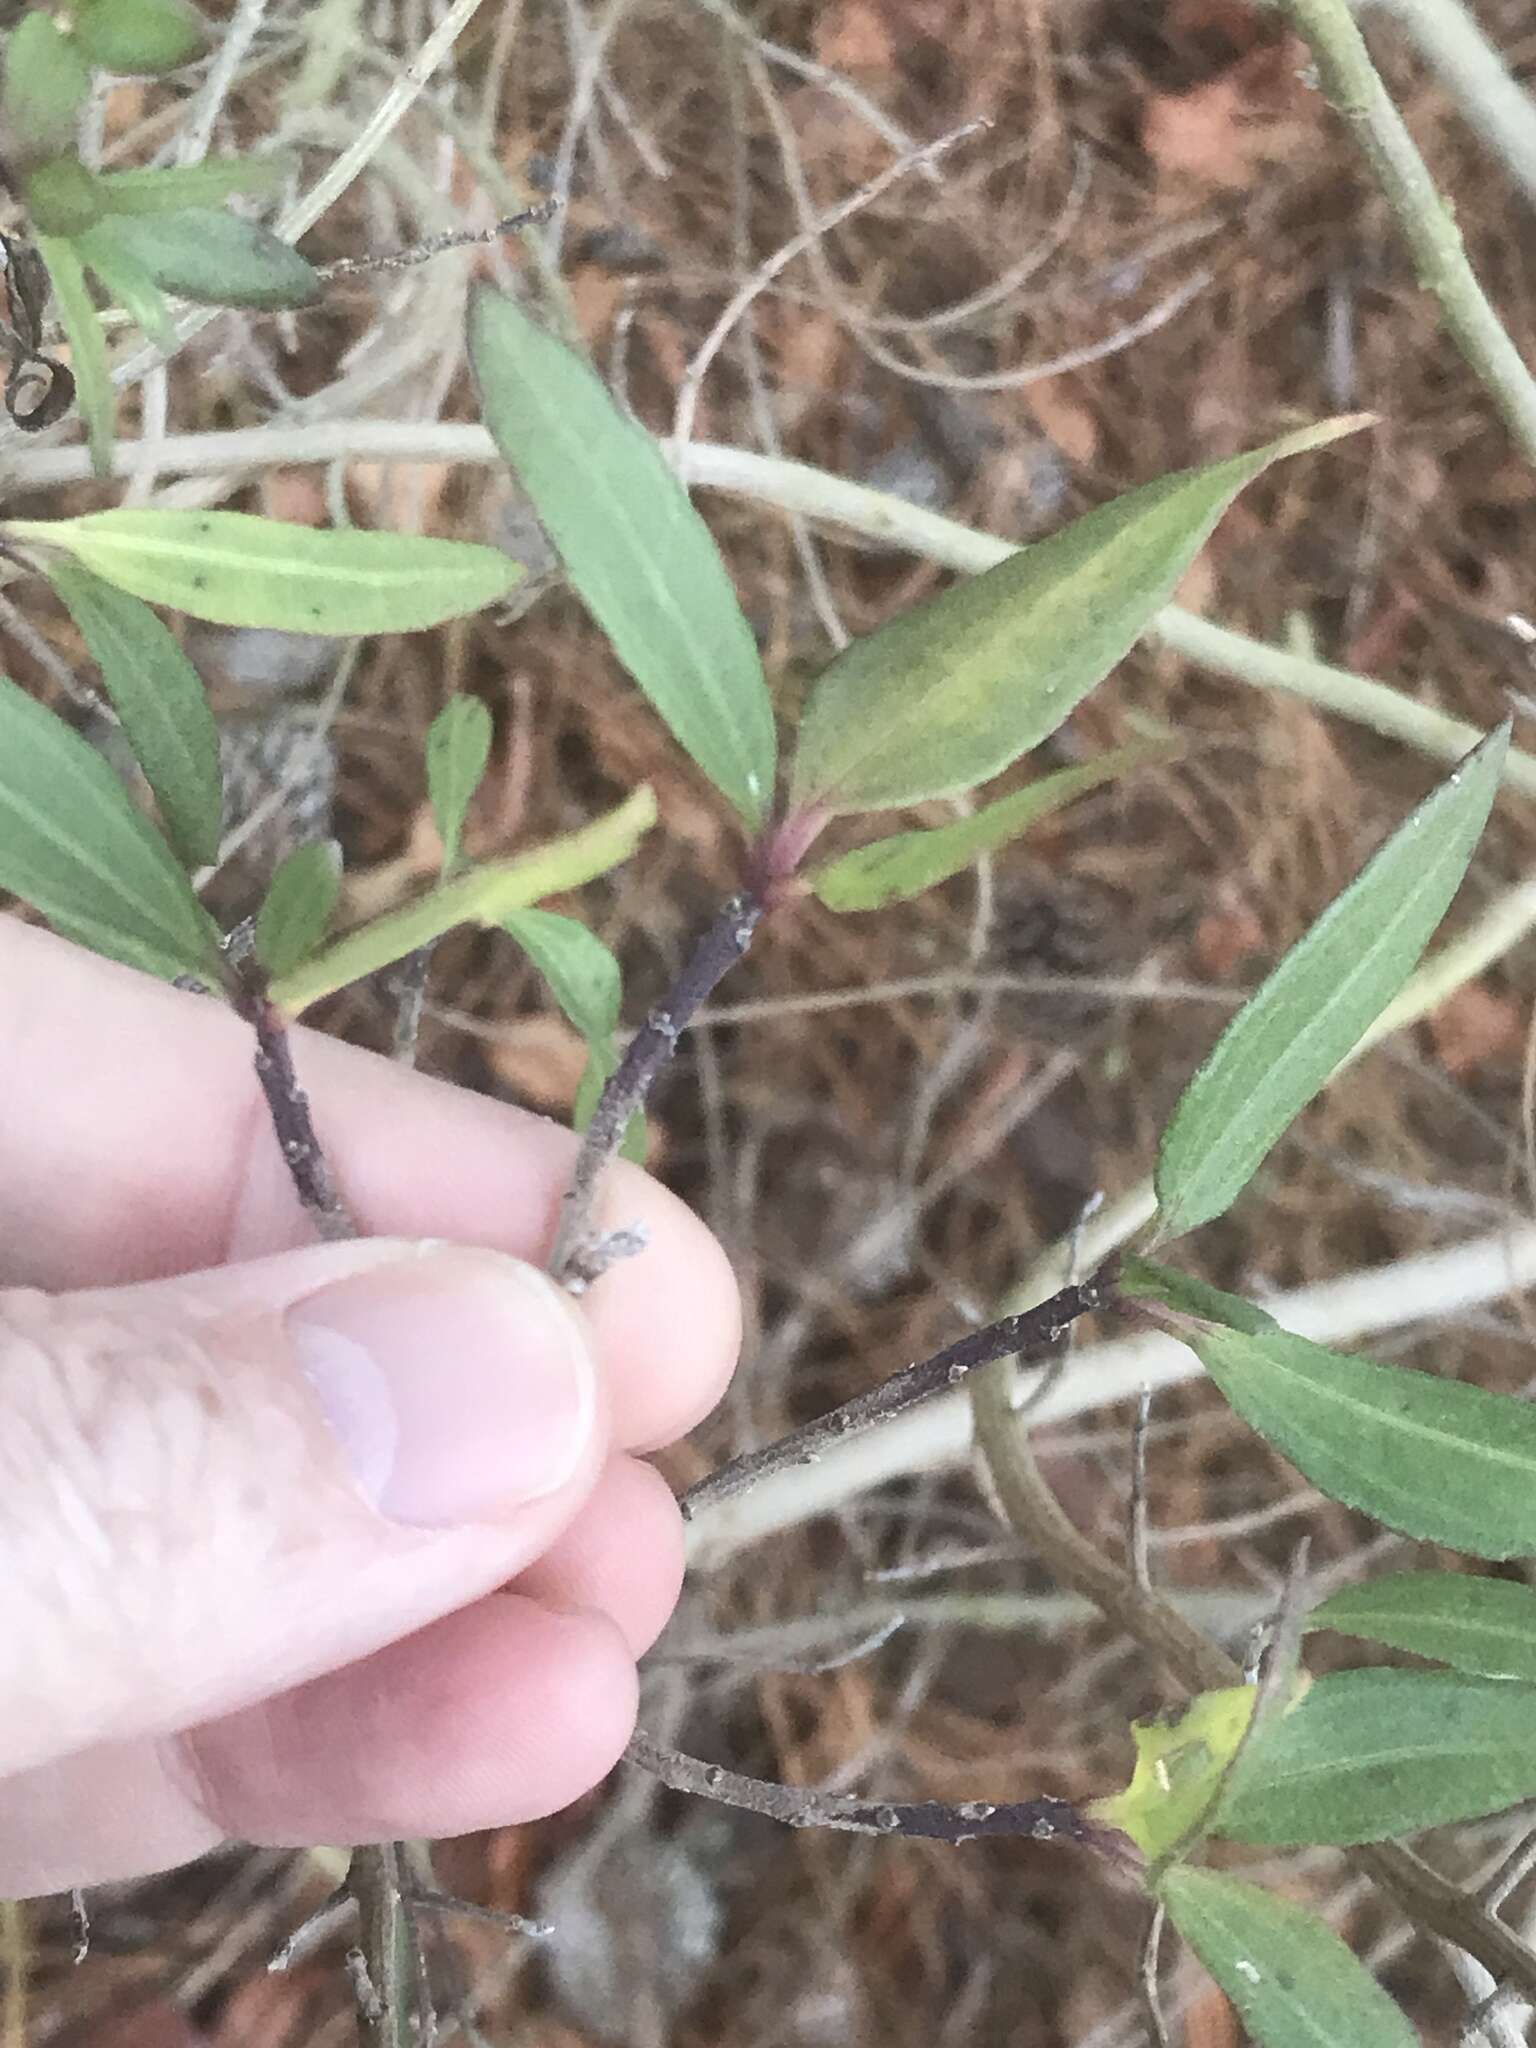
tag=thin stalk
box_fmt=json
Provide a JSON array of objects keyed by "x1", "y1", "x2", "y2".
[
  {"x1": 550, "y1": 892, "x2": 764, "y2": 1285},
  {"x1": 1369, "y1": 0, "x2": 1536, "y2": 206},
  {"x1": 1280, "y1": 0, "x2": 1536, "y2": 465},
  {"x1": 625, "y1": 1726, "x2": 1134, "y2": 1860},
  {"x1": 681, "y1": 1266, "x2": 1114, "y2": 1523}
]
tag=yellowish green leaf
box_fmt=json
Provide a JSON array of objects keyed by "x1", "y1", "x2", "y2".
[
  {"x1": 5, "y1": 510, "x2": 522, "y2": 634},
  {"x1": 789, "y1": 419, "x2": 1366, "y2": 814}
]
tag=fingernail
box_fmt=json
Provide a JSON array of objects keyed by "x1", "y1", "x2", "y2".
[{"x1": 286, "y1": 1250, "x2": 597, "y2": 1525}]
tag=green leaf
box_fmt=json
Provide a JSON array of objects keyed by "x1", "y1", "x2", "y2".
[
  {"x1": 1155, "y1": 721, "x2": 1507, "y2": 1238},
  {"x1": 1219, "y1": 1667, "x2": 1536, "y2": 1844},
  {"x1": 809, "y1": 746, "x2": 1160, "y2": 912},
  {"x1": 270, "y1": 786, "x2": 656, "y2": 1015},
  {"x1": 34, "y1": 236, "x2": 113, "y2": 476},
  {"x1": 501, "y1": 908, "x2": 622, "y2": 1044},
  {"x1": 74, "y1": 219, "x2": 176, "y2": 352},
  {"x1": 468, "y1": 285, "x2": 777, "y2": 830},
  {"x1": 71, "y1": 0, "x2": 206, "y2": 74},
  {"x1": 1159, "y1": 1868, "x2": 1416, "y2": 2048},
  {"x1": 426, "y1": 695, "x2": 493, "y2": 873},
  {"x1": 254, "y1": 840, "x2": 342, "y2": 980},
  {"x1": 1144, "y1": 1265, "x2": 1536, "y2": 1559},
  {"x1": 0, "y1": 674, "x2": 221, "y2": 981},
  {"x1": 103, "y1": 207, "x2": 319, "y2": 310},
  {"x1": 1089, "y1": 1687, "x2": 1260, "y2": 1861},
  {"x1": 4, "y1": 510, "x2": 522, "y2": 634},
  {"x1": 3, "y1": 16, "x2": 89, "y2": 163},
  {"x1": 24, "y1": 156, "x2": 105, "y2": 236},
  {"x1": 1127, "y1": 1256, "x2": 1536, "y2": 1557},
  {"x1": 788, "y1": 419, "x2": 1366, "y2": 815},
  {"x1": 97, "y1": 155, "x2": 293, "y2": 215},
  {"x1": 1310, "y1": 1572, "x2": 1536, "y2": 1681},
  {"x1": 48, "y1": 559, "x2": 222, "y2": 869}
]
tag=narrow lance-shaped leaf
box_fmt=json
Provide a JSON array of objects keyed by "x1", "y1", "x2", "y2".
[
  {"x1": 105, "y1": 207, "x2": 319, "y2": 311},
  {"x1": 1218, "y1": 1667, "x2": 1536, "y2": 1845},
  {"x1": 502, "y1": 908, "x2": 645, "y2": 1159},
  {"x1": 75, "y1": 220, "x2": 180, "y2": 352},
  {"x1": 426, "y1": 696, "x2": 493, "y2": 873},
  {"x1": 1159, "y1": 1868, "x2": 1417, "y2": 2048},
  {"x1": 469, "y1": 286, "x2": 777, "y2": 830},
  {"x1": 70, "y1": 0, "x2": 207, "y2": 75},
  {"x1": 1309, "y1": 1572, "x2": 1536, "y2": 1682},
  {"x1": 1122, "y1": 1259, "x2": 1536, "y2": 1560},
  {"x1": 48, "y1": 559, "x2": 222, "y2": 869},
  {"x1": 0, "y1": 675, "x2": 222, "y2": 982},
  {"x1": 270, "y1": 787, "x2": 656, "y2": 1016},
  {"x1": 789, "y1": 418, "x2": 1367, "y2": 814},
  {"x1": 2, "y1": 16, "x2": 89, "y2": 164},
  {"x1": 809, "y1": 745, "x2": 1164, "y2": 912},
  {"x1": 4, "y1": 511, "x2": 522, "y2": 635},
  {"x1": 255, "y1": 840, "x2": 342, "y2": 980},
  {"x1": 1155, "y1": 721, "x2": 1507, "y2": 1238},
  {"x1": 34, "y1": 237, "x2": 113, "y2": 476},
  {"x1": 97, "y1": 155, "x2": 293, "y2": 215},
  {"x1": 501, "y1": 909, "x2": 622, "y2": 1044}
]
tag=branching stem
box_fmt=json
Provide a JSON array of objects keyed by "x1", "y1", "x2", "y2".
[
  {"x1": 624, "y1": 1727, "x2": 1137, "y2": 1862},
  {"x1": 681, "y1": 1264, "x2": 1117, "y2": 1521},
  {"x1": 549, "y1": 890, "x2": 765, "y2": 1286},
  {"x1": 968, "y1": 1357, "x2": 1536, "y2": 2006}
]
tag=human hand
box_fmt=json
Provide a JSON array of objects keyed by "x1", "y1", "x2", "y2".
[{"x1": 0, "y1": 918, "x2": 739, "y2": 1899}]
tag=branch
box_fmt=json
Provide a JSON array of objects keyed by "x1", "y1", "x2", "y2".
[
  {"x1": 234, "y1": 988, "x2": 355, "y2": 1242},
  {"x1": 1279, "y1": 0, "x2": 1536, "y2": 466},
  {"x1": 624, "y1": 1727, "x2": 1138, "y2": 1865},
  {"x1": 680, "y1": 1264, "x2": 1117, "y2": 1522},
  {"x1": 550, "y1": 891, "x2": 764, "y2": 1287},
  {"x1": 968, "y1": 1357, "x2": 1536, "y2": 2007}
]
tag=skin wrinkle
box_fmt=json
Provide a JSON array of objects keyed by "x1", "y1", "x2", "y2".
[
  {"x1": 0, "y1": 1284, "x2": 342, "y2": 1763},
  {"x1": 0, "y1": 1264, "x2": 615, "y2": 1779}
]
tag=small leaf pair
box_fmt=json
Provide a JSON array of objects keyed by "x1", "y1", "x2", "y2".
[
  {"x1": 425, "y1": 694, "x2": 639, "y2": 1153},
  {"x1": 469, "y1": 285, "x2": 1364, "y2": 860}
]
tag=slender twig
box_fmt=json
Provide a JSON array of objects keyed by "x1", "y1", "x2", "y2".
[
  {"x1": 229, "y1": 980, "x2": 426, "y2": 2043},
  {"x1": 404, "y1": 1893, "x2": 552, "y2": 1939},
  {"x1": 391, "y1": 946, "x2": 435, "y2": 1066},
  {"x1": 234, "y1": 988, "x2": 355, "y2": 1241},
  {"x1": 549, "y1": 891, "x2": 765, "y2": 1287},
  {"x1": 1279, "y1": 0, "x2": 1536, "y2": 466},
  {"x1": 680, "y1": 1265, "x2": 1117, "y2": 1523},
  {"x1": 623, "y1": 1727, "x2": 1137, "y2": 1862},
  {"x1": 968, "y1": 1358, "x2": 1536, "y2": 2005},
  {"x1": 1139, "y1": 1903, "x2": 1173, "y2": 2048},
  {"x1": 1369, "y1": 0, "x2": 1536, "y2": 206},
  {"x1": 67, "y1": 1891, "x2": 88, "y2": 1967},
  {"x1": 315, "y1": 205, "x2": 556, "y2": 282},
  {"x1": 670, "y1": 119, "x2": 987, "y2": 450}
]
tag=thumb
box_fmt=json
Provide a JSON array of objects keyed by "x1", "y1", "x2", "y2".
[{"x1": 0, "y1": 1241, "x2": 605, "y2": 1777}]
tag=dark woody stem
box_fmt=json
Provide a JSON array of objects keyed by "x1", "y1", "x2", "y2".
[
  {"x1": 233, "y1": 987, "x2": 356, "y2": 1241},
  {"x1": 549, "y1": 889, "x2": 765, "y2": 1288},
  {"x1": 680, "y1": 1263, "x2": 1118, "y2": 1523},
  {"x1": 625, "y1": 1728, "x2": 1138, "y2": 1865}
]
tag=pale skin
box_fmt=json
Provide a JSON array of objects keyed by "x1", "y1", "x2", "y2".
[{"x1": 0, "y1": 917, "x2": 740, "y2": 1898}]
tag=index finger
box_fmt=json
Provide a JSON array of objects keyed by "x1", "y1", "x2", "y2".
[{"x1": 0, "y1": 918, "x2": 738, "y2": 1454}]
